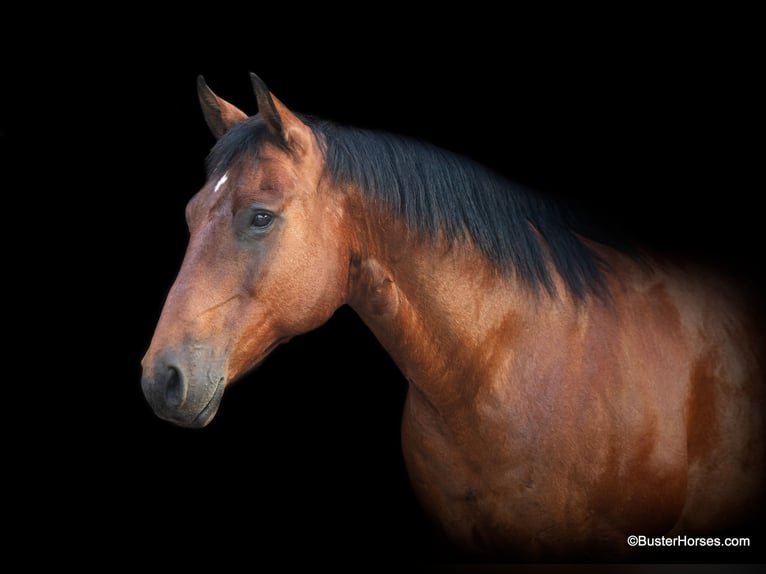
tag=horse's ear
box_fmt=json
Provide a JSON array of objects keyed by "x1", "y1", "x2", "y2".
[
  {"x1": 197, "y1": 75, "x2": 248, "y2": 139},
  {"x1": 250, "y1": 72, "x2": 312, "y2": 153}
]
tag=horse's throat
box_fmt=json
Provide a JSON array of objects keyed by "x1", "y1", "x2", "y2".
[{"x1": 349, "y1": 257, "x2": 400, "y2": 318}]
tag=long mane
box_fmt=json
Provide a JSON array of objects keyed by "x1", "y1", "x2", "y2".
[{"x1": 208, "y1": 114, "x2": 621, "y2": 300}]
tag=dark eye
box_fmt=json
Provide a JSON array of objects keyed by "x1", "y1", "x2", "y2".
[{"x1": 251, "y1": 211, "x2": 274, "y2": 229}]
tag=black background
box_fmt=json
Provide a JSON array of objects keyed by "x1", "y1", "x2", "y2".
[{"x1": 8, "y1": 10, "x2": 763, "y2": 569}]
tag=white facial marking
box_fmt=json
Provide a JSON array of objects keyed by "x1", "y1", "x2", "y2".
[{"x1": 213, "y1": 172, "x2": 228, "y2": 193}]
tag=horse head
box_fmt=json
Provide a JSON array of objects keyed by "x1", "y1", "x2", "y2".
[{"x1": 141, "y1": 75, "x2": 351, "y2": 427}]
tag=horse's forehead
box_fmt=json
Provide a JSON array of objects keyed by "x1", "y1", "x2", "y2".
[
  {"x1": 204, "y1": 155, "x2": 278, "y2": 199},
  {"x1": 200, "y1": 159, "x2": 297, "y2": 215},
  {"x1": 231, "y1": 150, "x2": 298, "y2": 184},
  {"x1": 234, "y1": 148, "x2": 326, "y2": 199},
  {"x1": 197, "y1": 143, "x2": 325, "y2": 219}
]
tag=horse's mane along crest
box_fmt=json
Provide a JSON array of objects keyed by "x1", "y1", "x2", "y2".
[{"x1": 208, "y1": 115, "x2": 610, "y2": 299}]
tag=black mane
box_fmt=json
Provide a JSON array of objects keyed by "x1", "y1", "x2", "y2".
[{"x1": 208, "y1": 115, "x2": 616, "y2": 300}]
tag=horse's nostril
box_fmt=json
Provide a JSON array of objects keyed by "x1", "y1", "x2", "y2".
[
  {"x1": 164, "y1": 365, "x2": 186, "y2": 408},
  {"x1": 141, "y1": 354, "x2": 192, "y2": 416}
]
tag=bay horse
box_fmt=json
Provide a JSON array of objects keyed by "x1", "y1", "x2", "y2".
[{"x1": 141, "y1": 73, "x2": 765, "y2": 560}]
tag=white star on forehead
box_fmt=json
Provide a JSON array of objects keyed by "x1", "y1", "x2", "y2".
[{"x1": 213, "y1": 172, "x2": 228, "y2": 193}]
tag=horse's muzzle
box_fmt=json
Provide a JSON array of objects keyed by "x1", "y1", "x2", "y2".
[{"x1": 141, "y1": 349, "x2": 225, "y2": 428}]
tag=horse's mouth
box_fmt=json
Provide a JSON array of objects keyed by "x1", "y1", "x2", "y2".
[
  {"x1": 185, "y1": 378, "x2": 226, "y2": 428},
  {"x1": 155, "y1": 338, "x2": 288, "y2": 429}
]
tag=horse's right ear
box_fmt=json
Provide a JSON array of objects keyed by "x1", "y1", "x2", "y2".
[{"x1": 197, "y1": 75, "x2": 248, "y2": 139}]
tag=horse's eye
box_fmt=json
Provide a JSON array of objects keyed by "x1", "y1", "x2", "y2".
[{"x1": 251, "y1": 211, "x2": 274, "y2": 229}]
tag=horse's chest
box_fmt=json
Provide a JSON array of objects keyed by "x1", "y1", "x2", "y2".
[
  {"x1": 398, "y1": 385, "x2": 686, "y2": 559},
  {"x1": 399, "y1": 393, "x2": 553, "y2": 555}
]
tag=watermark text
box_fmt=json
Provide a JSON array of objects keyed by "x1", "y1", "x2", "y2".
[{"x1": 627, "y1": 534, "x2": 750, "y2": 548}]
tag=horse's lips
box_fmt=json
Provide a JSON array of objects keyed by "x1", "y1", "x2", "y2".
[{"x1": 189, "y1": 378, "x2": 225, "y2": 428}]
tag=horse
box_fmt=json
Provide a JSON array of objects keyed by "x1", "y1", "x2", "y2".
[{"x1": 141, "y1": 73, "x2": 765, "y2": 560}]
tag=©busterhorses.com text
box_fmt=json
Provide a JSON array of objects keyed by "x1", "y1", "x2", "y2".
[{"x1": 627, "y1": 534, "x2": 750, "y2": 549}]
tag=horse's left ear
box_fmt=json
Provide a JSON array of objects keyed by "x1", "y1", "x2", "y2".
[{"x1": 250, "y1": 73, "x2": 312, "y2": 153}]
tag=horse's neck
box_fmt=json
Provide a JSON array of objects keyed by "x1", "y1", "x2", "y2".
[{"x1": 347, "y1": 227, "x2": 550, "y2": 411}]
